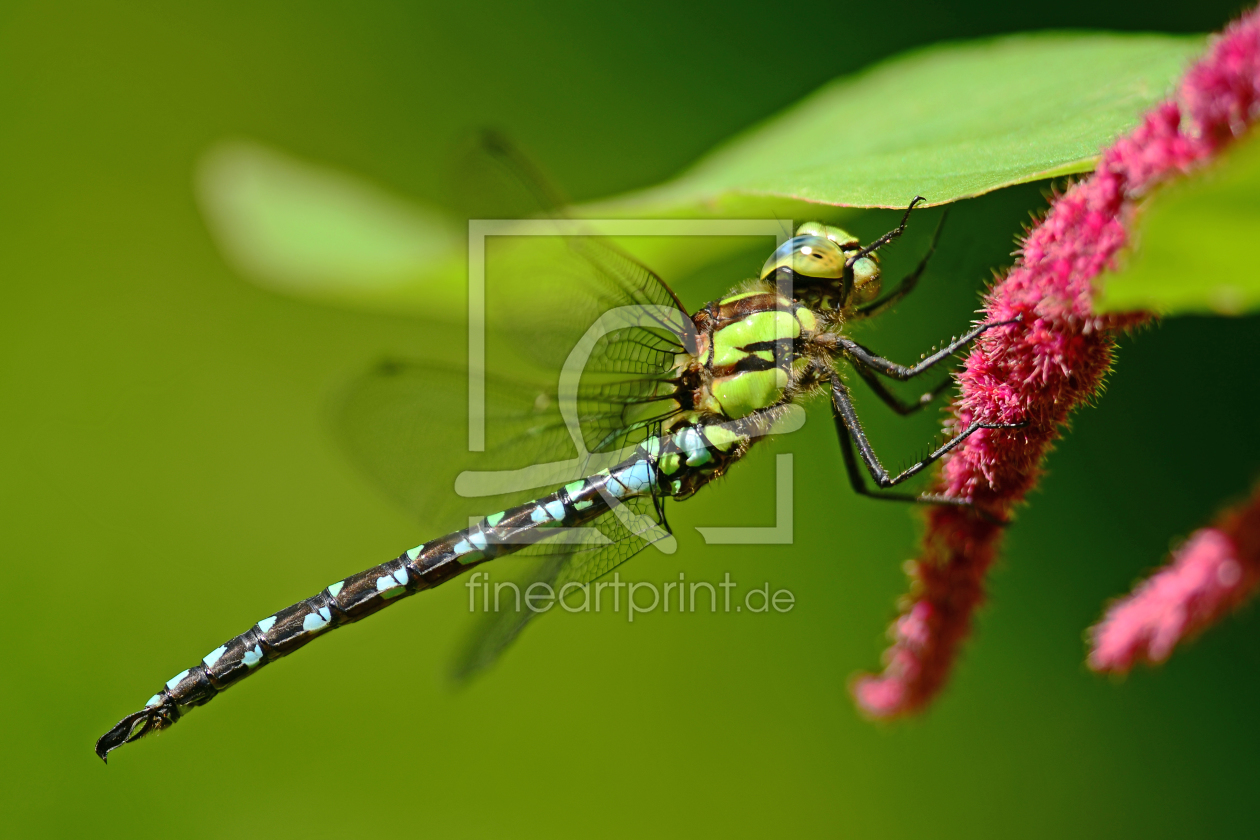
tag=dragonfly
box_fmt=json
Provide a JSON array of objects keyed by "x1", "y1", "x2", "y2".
[{"x1": 95, "y1": 141, "x2": 1024, "y2": 761}]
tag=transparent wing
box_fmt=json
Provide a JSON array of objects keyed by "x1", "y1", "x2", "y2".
[
  {"x1": 335, "y1": 355, "x2": 682, "y2": 528},
  {"x1": 335, "y1": 363, "x2": 563, "y2": 531},
  {"x1": 336, "y1": 133, "x2": 696, "y2": 674},
  {"x1": 337, "y1": 135, "x2": 696, "y2": 523},
  {"x1": 468, "y1": 131, "x2": 694, "y2": 373},
  {"x1": 456, "y1": 129, "x2": 689, "y2": 323},
  {"x1": 449, "y1": 556, "x2": 567, "y2": 682},
  {"x1": 450, "y1": 494, "x2": 668, "y2": 682},
  {"x1": 339, "y1": 361, "x2": 677, "y2": 682}
]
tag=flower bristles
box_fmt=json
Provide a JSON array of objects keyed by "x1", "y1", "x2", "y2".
[{"x1": 853, "y1": 7, "x2": 1260, "y2": 718}]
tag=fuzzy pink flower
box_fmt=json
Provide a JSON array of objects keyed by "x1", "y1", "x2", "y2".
[
  {"x1": 853, "y1": 7, "x2": 1260, "y2": 718},
  {"x1": 1089, "y1": 487, "x2": 1260, "y2": 672}
]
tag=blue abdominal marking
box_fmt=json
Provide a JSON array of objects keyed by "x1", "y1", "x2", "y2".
[
  {"x1": 302, "y1": 607, "x2": 332, "y2": 633},
  {"x1": 676, "y1": 428, "x2": 711, "y2": 467},
  {"x1": 619, "y1": 460, "x2": 656, "y2": 494}
]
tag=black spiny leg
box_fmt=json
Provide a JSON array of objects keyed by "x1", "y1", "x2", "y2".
[
  {"x1": 832, "y1": 403, "x2": 947, "y2": 505},
  {"x1": 852, "y1": 363, "x2": 953, "y2": 417},
  {"x1": 854, "y1": 210, "x2": 948, "y2": 321},
  {"x1": 846, "y1": 196, "x2": 927, "y2": 266},
  {"x1": 837, "y1": 316, "x2": 1021, "y2": 382},
  {"x1": 830, "y1": 373, "x2": 1025, "y2": 502}
]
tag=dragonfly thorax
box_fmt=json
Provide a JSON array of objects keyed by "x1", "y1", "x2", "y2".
[{"x1": 687, "y1": 290, "x2": 819, "y2": 421}]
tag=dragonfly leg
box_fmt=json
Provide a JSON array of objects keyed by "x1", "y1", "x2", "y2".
[
  {"x1": 829, "y1": 373, "x2": 1026, "y2": 501},
  {"x1": 837, "y1": 315, "x2": 1022, "y2": 382},
  {"x1": 831, "y1": 411, "x2": 960, "y2": 505},
  {"x1": 851, "y1": 362, "x2": 953, "y2": 417},
  {"x1": 846, "y1": 196, "x2": 926, "y2": 267},
  {"x1": 854, "y1": 209, "x2": 948, "y2": 320}
]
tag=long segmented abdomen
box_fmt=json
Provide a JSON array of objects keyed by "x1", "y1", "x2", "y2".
[{"x1": 95, "y1": 419, "x2": 752, "y2": 761}]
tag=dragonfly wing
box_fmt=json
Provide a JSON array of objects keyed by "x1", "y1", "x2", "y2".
[
  {"x1": 339, "y1": 136, "x2": 697, "y2": 675},
  {"x1": 450, "y1": 493, "x2": 671, "y2": 682},
  {"x1": 449, "y1": 555, "x2": 568, "y2": 682},
  {"x1": 467, "y1": 132, "x2": 695, "y2": 372},
  {"x1": 334, "y1": 360, "x2": 682, "y2": 527},
  {"x1": 461, "y1": 129, "x2": 690, "y2": 318}
]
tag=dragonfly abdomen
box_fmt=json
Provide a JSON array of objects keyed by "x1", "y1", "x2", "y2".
[{"x1": 96, "y1": 423, "x2": 751, "y2": 761}]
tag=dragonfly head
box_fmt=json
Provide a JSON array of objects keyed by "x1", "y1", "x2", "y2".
[{"x1": 759, "y1": 222, "x2": 880, "y2": 312}]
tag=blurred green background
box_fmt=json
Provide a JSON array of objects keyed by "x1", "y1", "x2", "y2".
[{"x1": 4, "y1": 1, "x2": 1259, "y2": 837}]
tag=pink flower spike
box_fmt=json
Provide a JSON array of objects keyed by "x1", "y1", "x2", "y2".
[
  {"x1": 853, "y1": 509, "x2": 1003, "y2": 718},
  {"x1": 1089, "y1": 487, "x2": 1260, "y2": 673},
  {"x1": 852, "y1": 6, "x2": 1260, "y2": 718}
]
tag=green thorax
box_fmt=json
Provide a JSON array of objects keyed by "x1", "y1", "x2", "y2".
[
  {"x1": 689, "y1": 290, "x2": 818, "y2": 420},
  {"x1": 668, "y1": 220, "x2": 887, "y2": 426}
]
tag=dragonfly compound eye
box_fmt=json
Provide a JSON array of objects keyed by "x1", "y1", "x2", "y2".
[{"x1": 759, "y1": 235, "x2": 847, "y2": 283}]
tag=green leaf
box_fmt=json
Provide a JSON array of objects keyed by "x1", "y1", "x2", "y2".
[
  {"x1": 197, "y1": 140, "x2": 465, "y2": 313},
  {"x1": 1094, "y1": 131, "x2": 1260, "y2": 317},
  {"x1": 590, "y1": 32, "x2": 1205, "y2": 215},
  {"x1": 196, "y1": 33, "x2": 1205, "y2": 318}
]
